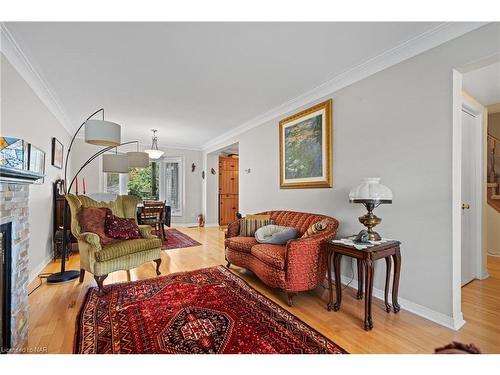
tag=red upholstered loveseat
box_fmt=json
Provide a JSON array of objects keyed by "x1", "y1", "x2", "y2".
[{"x1": 225, "y1": 210, "x2": 339, "y2": 306}]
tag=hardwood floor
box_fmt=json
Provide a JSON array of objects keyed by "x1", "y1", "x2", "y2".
[{"x1": 27, "y1": 227, "x2": 500, "y2": 354}]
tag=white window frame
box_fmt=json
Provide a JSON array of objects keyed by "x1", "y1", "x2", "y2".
[
  {"x1": 159, "y1": 156, "x2": 184, "y2": 217},
  {"x1": 103, "y1": 172, "x2": 128, "y2": 195},
  {"x1": 101, "y1": 152, "x2": 129, "y2": 195}
]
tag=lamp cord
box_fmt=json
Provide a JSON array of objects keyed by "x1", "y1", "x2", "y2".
[{"x1": 28, "y1": 273, "x2": 53, "y2": 296}]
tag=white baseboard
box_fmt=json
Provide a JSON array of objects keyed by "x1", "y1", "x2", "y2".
[
  {"x1": 338, "y1": 274, "x2": 465, "y2": 331},
  {"x1": 29, "y1": 254, "x2": 53, "y2": 285},
  {"x1": 204, "y1": 223, "x2": 220, "y2": 228}
]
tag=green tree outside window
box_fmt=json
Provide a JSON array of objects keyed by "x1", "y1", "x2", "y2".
[{"x1": 127, "y1": 162, "x2": 159, "y2": 200}]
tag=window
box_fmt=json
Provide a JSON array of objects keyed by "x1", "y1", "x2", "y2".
[
  {"x1": 102, "y1": 157, "x2": 184, "y2": 217},
  {"x1": 103, "y1": 173, "x2": 128, "y2": 195},
  {"x1": 128, "y1": 162, "x2": 160, "y2": 200},
  {"x1": 105, "y1": 173, "x2": 120, "y2": 194},
  {"x1": 160, "y1": 157, "x2": 184, "y2": 216}
]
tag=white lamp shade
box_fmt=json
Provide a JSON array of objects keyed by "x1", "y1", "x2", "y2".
[
  {"x1": 102, "y1": 154, "x2": 129, "y2": 173},
  {"x1": 349, "y1": 177, "x2": 393, "y2": 203},
  {"x1": 144, "y1": 149, "x2": 164, "y2": 159},
  {"x1": 127, "y1": 151, "x2": 150, "y2": 168},
  {"x1": 85, "y1": 119, "x2": 121, "y2": 146}
]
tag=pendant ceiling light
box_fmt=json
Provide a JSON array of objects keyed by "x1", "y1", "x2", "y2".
[{"x1": 144, "y1": 129, "x2": 164, "y2": 159}]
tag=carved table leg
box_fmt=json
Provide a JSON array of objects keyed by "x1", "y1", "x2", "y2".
[
  {"x1": 364, "y1": 259, "x2": 374, "y2": 330},
  {"x1": 384, "y1": 256, "x2": 392, "y2": 313},
  {"x1": 333, "y1": 253, "x2": 342, "y2": 311},
  {"x1": 392, "y1": 248, "x2": 401, "y2": 313},
  {"x1": 356, "y1": 259, "x2": 363, "y2": 300},
  {"x1": 327, "y1": 250, "x2": 334, "y2": 311}
]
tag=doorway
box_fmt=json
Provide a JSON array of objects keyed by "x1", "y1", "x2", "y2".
[
  {"x1": 204, "y1": 143, "x2": 239, "y2": 227},
  {"x1": 452, "y1": 59, "x2": 500, "y2": 329},
  {"x1": 460, "y1": 102, "x2": 484, "y2": 286},
  {"x1": 218, "y1": 154, "x2": 239, "y2": 226}
]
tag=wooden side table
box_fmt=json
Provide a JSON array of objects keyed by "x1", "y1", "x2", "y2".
[{"x1": 324, "y1": 240, "x2": 401, "y2": 330}]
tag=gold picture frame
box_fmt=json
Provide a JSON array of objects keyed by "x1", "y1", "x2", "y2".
[{"x1": 279, "y1": 99, "x2": 332, "y2": 189}]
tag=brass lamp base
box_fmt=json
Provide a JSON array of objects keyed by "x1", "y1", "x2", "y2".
[{"x1": 358, "y1": 203, "x2": 382, "y2": 241}]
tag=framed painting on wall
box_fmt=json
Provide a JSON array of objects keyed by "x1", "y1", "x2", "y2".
[
  {"x1": 279, "y1": 99, "x2": 332, "y2": 189},
  {"x1": 51, "y1": 137, "x2": 63, "y2": 169},
  {"x1": 28, "y1": 144, "x2": 46, "y2": 184}
]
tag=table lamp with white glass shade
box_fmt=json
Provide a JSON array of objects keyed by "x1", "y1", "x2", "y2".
[{"x1": 349, "y1": 177, "x2": 393, "y2": 241}]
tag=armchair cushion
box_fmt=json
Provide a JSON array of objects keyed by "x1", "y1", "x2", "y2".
[
  {"x1": 105, "y1": 212, "x2": 141, "y2": 240},
  {"x1": 224, "y1": 236, "x2": 257, "y2": 253},
  {"x1": 251, "y1": 244, "x2": 287, "y2": 270},
  {"x1": 137, "y1": 225, "x2": 156, "y2": 239},
  {"x1": 95, "y1": 237, "x2": 162, "y2": 262},
  {"x1": 78, "y1": 207, "x2": 115, "y2": 246}
]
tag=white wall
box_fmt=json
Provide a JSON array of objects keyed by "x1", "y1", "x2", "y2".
[
  {"x1": 203, "y1": 23, "x2": 500, "y2": 324},
  {"x1": 70, "y1": 139, "x2": 203, "y2": 224},
  {"x1": 1, "y1": 53, "x2": 72, "y2": 280}
]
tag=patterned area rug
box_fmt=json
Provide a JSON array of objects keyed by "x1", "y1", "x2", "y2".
[
  {"x1": 162, "y1": 228, "x2": 202, "y2": 250},
  {"x1": 74, "y1": 266, "x2": 346, "y2": 354}
]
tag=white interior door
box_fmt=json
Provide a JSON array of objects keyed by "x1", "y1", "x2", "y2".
[{"x1": 461, "y1": 109, "x2": 478, "y2": 286}]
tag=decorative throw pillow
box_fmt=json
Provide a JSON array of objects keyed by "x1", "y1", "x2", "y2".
[
  {"x1": 301, "y1": 218, "x2": 329, "y2": 238},
  {"x1": 239, "y1": 218, "x2": 274, "y2": 237},
  {"x1": 104, "y1": 212, "x2": 141, "y2": 240},
  {"x1": 78, "y1": 207, "x2": 115, "y2": 246},
  {"x1": 255, "y1": 225, "x2": 299, "y2": 245}
]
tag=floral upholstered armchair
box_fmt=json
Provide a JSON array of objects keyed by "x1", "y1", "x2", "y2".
[{"x1": 66, "y1": 194, "x2": 162, "y2": 294}]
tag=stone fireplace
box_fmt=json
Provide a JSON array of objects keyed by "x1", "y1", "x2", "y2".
[{"x1": 0, "y1": 182, "x2": 30, "y2": 352}]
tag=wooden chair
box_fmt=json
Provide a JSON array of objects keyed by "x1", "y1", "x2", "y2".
[{"x1": 140, "y1": 200, "x2": 166, "y2": 240}]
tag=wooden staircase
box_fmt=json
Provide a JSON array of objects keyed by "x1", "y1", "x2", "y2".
[{"x1": 488, "y1": 135, "x2": 500, "y2": 213}]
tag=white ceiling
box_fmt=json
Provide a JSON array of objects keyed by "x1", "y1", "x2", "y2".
[
  {"x1": 463, "y1": 61, "x2": 500, "y2": 106},
  {"x1": 5, "y1": 22, "x2": 457, "y2": 148}
]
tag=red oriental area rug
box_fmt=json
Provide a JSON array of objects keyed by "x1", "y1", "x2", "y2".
[
  {"x1": 74, "y1": 266, "x2": 346, "y2": 354},
  {"x1": 162, "y1": 228, "x2": 202, "y2": 250}
]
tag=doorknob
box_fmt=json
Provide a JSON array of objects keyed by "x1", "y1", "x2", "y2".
[{"x1": 462, "y1": 203, "x2": 470, "y2": 210}]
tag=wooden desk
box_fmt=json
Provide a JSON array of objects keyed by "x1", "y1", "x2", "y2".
[{"x1": 324, "y1": 240, "x2": 401, "y2": 330}]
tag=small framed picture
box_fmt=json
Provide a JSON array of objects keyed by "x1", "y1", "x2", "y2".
[
  {"x1": 28, "y1": 144, "x2": 46, "y2": 184},
  {"x1": 51, "y1": 137, "x2": 63, "y2": 169}
]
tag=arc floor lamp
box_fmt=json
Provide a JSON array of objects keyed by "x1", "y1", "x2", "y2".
[{"x1": 47, "y1": 108, "x2": 149, "y2": 284}]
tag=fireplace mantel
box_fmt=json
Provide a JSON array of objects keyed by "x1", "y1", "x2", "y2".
[{"x1": 0, "y1": 166, "x2": 44, "y2": 185}]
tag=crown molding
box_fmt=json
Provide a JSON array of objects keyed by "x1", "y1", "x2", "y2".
[
  {"x1": 1, "y1": 23, "x2": 75, "y2": 134},
  {"x1": 202, "y1": 22, "x2": 488, "y2": 152},
  {"x1": 73, "y1": 135, "x2": 202, "y2": 152}
]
